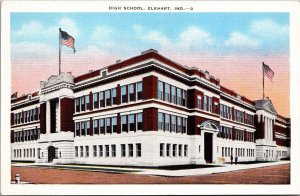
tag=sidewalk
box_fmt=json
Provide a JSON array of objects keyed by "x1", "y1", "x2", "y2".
[
  {"x1": 11, "y1": 161, "x2": 290, "y2": 177},
  {"x1": 137, "y1": 161, "x2": 290, "y2": 177}
]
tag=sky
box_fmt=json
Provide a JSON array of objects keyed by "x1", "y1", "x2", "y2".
[{"x1": 11, "y1": 12, "x2": 290, "y2": 117}]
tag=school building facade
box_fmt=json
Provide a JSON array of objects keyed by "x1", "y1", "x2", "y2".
[{"x1": 10, "y1": 49, "x2": 290, "y2": 166}]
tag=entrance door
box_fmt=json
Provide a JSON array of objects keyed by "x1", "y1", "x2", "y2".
[
  {"x1": 48, "y1": 146, "x2": 55, "y2": 163},
  {"x1": 204, "y1": 132, "x2": 213, "y2": 163}
]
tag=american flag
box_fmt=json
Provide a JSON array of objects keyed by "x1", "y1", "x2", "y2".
[
  {"x1": 263, "y1": 62, "x2": 274, "y2": 81},
  {"x1": 60, "y1": 29, "x2": 76, "y2": 53}
]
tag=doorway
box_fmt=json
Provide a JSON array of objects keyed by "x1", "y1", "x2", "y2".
[
  {"x1": 204, "y1": 132, "x2": 213, "y2": 163},
  {"x1": 48, "y1": 146, "x2": 55, "y2": 163}
]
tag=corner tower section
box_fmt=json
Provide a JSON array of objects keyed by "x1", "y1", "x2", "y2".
[
  {"x1": 38, "y1": 72, "x2": 75, "y2": 163},
  {"x1": 254, "y1": 99, "x2": 277, "y2": 161}
]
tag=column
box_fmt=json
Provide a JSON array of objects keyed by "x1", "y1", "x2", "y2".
[
  {"x1": 212, "y1": 133, "x2": 217, "y2": 163},
  {"x1": 264, "y1": 117, "x2": 267, "y2": 141},
  {"x1": 270, "y1": 119, "x2": 273, "y2": 142},
  {"x1": 46, "y1": 101, "x2": 51, "y2": 134},
  {"x1": 269, "y1": 119, "x2": 272, "y2": 141},
  {"x1": 57, "y1": 99, "x2": 61, "y2": 132}
]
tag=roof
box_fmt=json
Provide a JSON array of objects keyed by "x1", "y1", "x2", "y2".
[{"x1": 254, "y1": 99, "x2": 278, "y2": 115}]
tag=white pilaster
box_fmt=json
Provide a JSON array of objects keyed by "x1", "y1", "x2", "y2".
[
  {"x1": 212, "y1": 133, "x2": 217, "y2": 163},
  {"x1": 57, "y1": 100, "x2": 60, "y2": 132},
  {"x1": 269, "y1": 119, "x2": 272, "y2": 141},
  {"x1": 264, "y1": 116, "x2": 267, "y2": 140},
  {"x1": 46, "y1": 100, "x2": 51, "y2": 134}
]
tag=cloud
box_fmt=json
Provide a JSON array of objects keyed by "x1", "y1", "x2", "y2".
[
  {"x1": 13, "y1": 17, "x2": 78, "y2": 40},
  {"x1": 91, "y1": 25, "x2": 114, "y2": 43},
  {"x1": 250, "y1": 18, "x2": 289, "y2": 38},
  {"x1": 178, "y1": 26, "x2": 214, "y2": 51},
  {"x1": 141, "y1": 26, "x2": 214, "y2": 54},
  {"x1": 143, "y1": 30, "x2": 170, "y2": 46},
  {"x1": 11, "y1": 41, "x2": 56, "y2": 59},
  {"x1": 14, "y1": 21, "x2": 44, "y2": 38},
  {"x1": 58, "y1": 18, "x2": 79, "y2": 36},
  {"x1": 132, "y1": 24, "x2": 143, "y2": 33},
  {"x1": 224, "y1": 31, "x2": 260, "y2": 48}
]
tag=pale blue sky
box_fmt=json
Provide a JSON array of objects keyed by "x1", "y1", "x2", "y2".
[{"x1": 11, "y1": 12, "x2": 289, "y2": 58}]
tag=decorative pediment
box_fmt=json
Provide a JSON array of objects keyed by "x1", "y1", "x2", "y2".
[
  {"x1": 199, "y1": 120, "x2": 219, "y2": 132},
  {"x1": 255, "y1": 99, "x2": 277, "y2": 115}
]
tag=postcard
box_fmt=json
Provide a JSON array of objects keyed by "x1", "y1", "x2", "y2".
[{"x1": 1, "y1": 0, "x2": 300, "y2": 195}]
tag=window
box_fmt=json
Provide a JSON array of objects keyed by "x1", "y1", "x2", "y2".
[
  {"x1": 184, "y1": 145, "x2": 188, "y2": 157},
  {"x1": 171, "y1": 86, "x2": 176, "y2": 104},
  {"x1": 99, "y1": 145, "x2": 103, "y2": 157},
  {"x1": 33, "y1": 109, "x2": 36, "y2": 120},
  {"x1": 93, "y1": 145, "x2": 97, "y2": 157},
  {"x1": 166, "y1": 144, "x2": 170, "y2": 157},
  {"x1": 165, "y1": 114, "x2": 170, "y2": 132},
  {"x1": 100, "y1": 119, "x2": 105, "y2": 134},
  {"x1": 80, "y1": 122, "x2": 85, "y2": 136},
  {"x1": 220, "y1": 104, "x2": 223, "y2": 117},
  {"x1": 106, "y1": 118, "x2": 111, "y2": 133},
  {"x1": 160, "y1": 143, "x2": 164, "y2": 157},
  {"x1": 106, "y1": 90, "x2": 111, "y2": 106},
  {"x1": 81, "y1": 96, "x2": 85, "y2": 111},
  {"x1": 85, "y1": 95, "x2": 90, "y2": 110},
  {"x1": 30, "y1": 110, "x2": 33, "y2": 121},
  {"x1": 38, "y1": 108, "x2": 40, "y2": 120},
  {"x1": 93, "y1": 93, "x2": 98, "y2": 109},
  {"x1": 197, "y1": 96, "x2": 202, "y2": 109},
  {"x1": 112, "y1": 117, "x2": 117, "y2": 133},
  {"x1": 85, "y1": 146, "x2": 89, "y2": 157},
  {"x1": 214, "y1": 103, "x2": 218, "y2": 113},
  {"x1": 80, "y1": 146, "x2": 83, "y2": 157},
  {"x1": 179, "y1": 144, "x2": 182, "y2": 157},
  {"x1": 183, "y1": 118, "x2": 187, "y2": 133},
  {"x1": 203, "y1": 96, "x2": 207, "y2": 111},
  {"x1": 208, "y1": 97, "x2": 212, "y2": 112},
  {"x1": 129, "y1": 114, "x2": 135, "y2": 131},
  {"x1": 137, "y1": 82, "x2": 142, "y2": 100},
  {"x1": 122, "y1": 115, "x2": 127, "y2": 132},
  {"x1": 137, "y1": 113, "x2": 142, "y2": 130},
  {"x1": 27, "y1": 111, "x2": 30, "y2": 122},
  {"x1": 129, "y1": 84, "x2": 135, "y2": 102},
  {"x1": 172, "y1": 144, "x2": 177, "y2": 157},
  {"x1": 86, "y1": 121, "x2": 90, "y2": 135},
  {"x1": 30, "y1": 130, "x2": 34, "y2": 140},
  {"x1": 99, "y1": 91, "x2": 104, "y2": 108},
  {"x1": 111, "y1": 145, "x2": 116, "y2": 157},
  {"x1": 105, "y1": 145, "x2": 109, "y2": 157},
  {"x1": 93, "y1": 119, "x2": 99, "y2": 134},
  {"x1": 177, "y1": 88, "x2": 181, "y2": 105},
  {"x1": 75, "y1": 98, "x2": 80, "y2": 112},
  {"x1": 171, "y1": 115, "x2": 176, "y2": 132},
  {"x1": 158, "y1": 81, "x2": 163, "y2": 100},
  {"x1": 24, "y1": 130, "x2": 27, "y2": 141},
  {"x1": 165, "y1": 84, "x2": 170, "y2": 102},
  {"x1": 121, "y1": 85, "x2": 127, "y2": 103},
  {"x1": 121, "y1": 144, "x2": 126, "y2": 157},
  {"x1": 128, "y1": 144, "x2": 133, "y2": 157},
  {"x1": 183, "y1": 90, "x2": 187, "y2": 106},
  {"x1": 75, "y1": 146, "x2": 78, "y2": 157},
  {"x1": 177, "y1": 117, "x2": 182, "y2": 133},
  {"x1": 136, "y1": 143, "x2": 141, "y2": 157},
  {"x1": 158, "y1": 112, "x2": 164, "y2": 130},
  {"x1": 112, "y1": 88, "x2": 117, "y2": 105}
]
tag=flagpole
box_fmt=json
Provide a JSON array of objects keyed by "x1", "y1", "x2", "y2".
[
  {"x1": 262, "y1": 62, "x2": 265, "y2": 100},
  {"x1": 59, "y1": 28, "x2": 62, "y2": 75}
]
